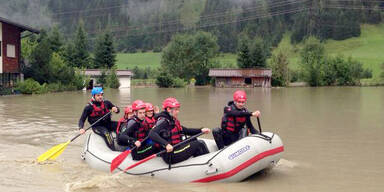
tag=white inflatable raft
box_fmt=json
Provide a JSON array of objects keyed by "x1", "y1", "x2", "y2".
[{"x1": 81, "y1": 132, "x2": 284, "y2": 182}]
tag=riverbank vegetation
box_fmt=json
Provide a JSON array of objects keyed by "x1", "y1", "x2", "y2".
[
  {"x1": 17, "y1": 24, "x2": 119, "y2": 94},
  {"x1": 3, "y1": 0, "x2": 384, "y2": 91}
]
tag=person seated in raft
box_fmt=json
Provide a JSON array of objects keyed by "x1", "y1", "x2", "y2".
[
  {"x1": 117, "y1": 100, "x2": 156, "y2": 160},
  {"x1": 78, "y1": 87, "x2": 119, "y2": 150},
  {"x1": 116, "y1": 105, "x2": 134, "y2": 135},
  {"x1": 149, "y1": 97, "x2": 210, "y2": 164},
  {"x1": 144, "y1": 102, "x2": 160, "y2": 129},
  {"x1": 212, "y1": 90, "x2": 260, "y2": 150}
]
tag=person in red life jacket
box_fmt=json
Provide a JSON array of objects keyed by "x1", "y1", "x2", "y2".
[
  {"x1": 212, "y1": 90, "x2": 261, "y2": 150},
  {"x1": 144, "y1": 102, "x2": 159, "y2": 129},
  {"x1": 115, "y1": 105, "x2": 134, "y2": 135},
  {"x1": 117, "y1": 100, "x2": 156, "y2": 160},
  {"x1": 78, "y1": 87, "x2": 120, "y2": 150},
  {"x1": 149, "y1": 97, "x2": 210, "y2": 164}
]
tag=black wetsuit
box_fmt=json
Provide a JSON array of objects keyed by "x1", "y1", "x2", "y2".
[
  {"x1": 149, "y1": 111, "x2": 209, "y2": 164},
  {"x1": 117, "y1": 116, "x2": 156, "y2": 160},
  {"x1": 78, "y1": 100, "x2": 119, "y2": 150},
  {"x1": 213, "y1": 101, "x2": 258, "y2": 149}
]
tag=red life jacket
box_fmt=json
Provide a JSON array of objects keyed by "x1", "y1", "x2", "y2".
[
  {"x1": 170, "y1": 119, "x2": 183, "y2": 145},
  {"x1": 116, "y1": 117, "x2": 128, "y2": 134},
  {"x1": 221, "y1": 105, "x2": 247, "y2": 133},
  {"x1": 144, "y1": 116, "x2": 156, "y2": 129},
  {"x1": 89, "y1": 100, "x2": 109, "y2": 118},
  {"x1": 133, "y1": 117, "x2": 150, "y2": 142}
]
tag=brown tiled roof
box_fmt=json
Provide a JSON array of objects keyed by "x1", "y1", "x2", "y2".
[
  {"x1": 209, "y1": 68, "x2": 271, "y2": 77},
  {"x1": 83, "y1": 69, "x2": 133, "y2": 76},
  {"x1": 0, "y1": 16, "x2": 40, "y2": 33}
]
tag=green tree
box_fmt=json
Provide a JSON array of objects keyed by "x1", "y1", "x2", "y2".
[
  {"x1": 21, "y1": 35, "x2": 38, "y2": 61},
  {"x1": 132, "y1": 66, "x2": 143, "y2": 79},
  {"x1": 61, "y1": 42, "x2": 76, "y2": 68},
  {"x1": 106, "y1": 67, "x2": 120, "y2": 88},
  {"x1": 300, "y1": 37, "x2": 326, "y2": 86},
  {"x1": 97, "y1": 69, "x2": 107, "y2": 86},
  {"x1": 237, "y1": 35, "x2": 252, "y2": 68},
  {"x1": 73, "y1": 21, "x2": 91, "y2": 68},
  {"x1": 48, "y1": 26, "x2": 63, "y2": 52},
  {"x1": 250, "y1": 37, "x2": 267, "y2": 68},
  {"x1": 94, "y1": 31, "x2": 116, "y2": 69},
  {"x1": 161, "y1": 31, "x2": 219, "y2": 85},
  {"x1": 25, "y1": 30, "x2": 54, "y2": 84},
  {"x1": 50, "y1": 52, "x2": 75, "y2": 85},
  {"x1": 270, "y1": 50, "x2": 289, "y2": 86}
]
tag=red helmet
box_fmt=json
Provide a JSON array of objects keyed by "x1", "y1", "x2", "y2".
[
  {"x1": 132, "y1": 100, "x2": 146, "y2": 111},
  {"x1": 145, "y1": 103, "x2": 154, "y2": 111},
  {"x1": 233, "y1": 90, "x2": 247, "y2": 102},
  {"x1": 124, "y1": 105, "x2": 133, "y2": 114},
  {"x1": 162, "y1": 97, "x2": 180, "y2": 109}
]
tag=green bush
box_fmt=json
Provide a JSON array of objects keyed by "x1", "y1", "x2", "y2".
[
  {"x1": 47, "y1": 82, "x2": 64, "y2": 92},
  {"x1": 289, "y1": 69, "x2": 300, "y2": 82},
  {"x1": 15, "y1": 78, "x2": 47, "y2": 94},
  {"x1": 172, "y1": 77, "x2": 187, "y2": 88},
  {"x1": 361, "y1": 68, "x2": 372, "y2": 79},
  {"x1": 0, "y1": 87, "x2": 13, "y2": 95},
  {"x1": 156, "y1": 72, "x2": 174, "y2": 88},
  {"x1": 153, "y1": 47, "x2": 162, "y2": 53}
]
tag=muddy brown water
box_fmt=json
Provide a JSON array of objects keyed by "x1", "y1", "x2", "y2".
[{"x1": 0, "y1": 87, "x2": 383, "y2": 192}]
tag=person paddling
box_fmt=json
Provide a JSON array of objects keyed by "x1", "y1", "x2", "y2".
[
  {"x1": 78, "y1": 87, "x2": 119, "y2": 150},
  {"x1": 149, "y1": 97, "x2": 210, "y2": 164},
  {"x1": 117, "y1": 100, "x2": 156, "y2": 160},
  {"x1": 212, "y1": 90, "x2": 260, "y2": 149}
]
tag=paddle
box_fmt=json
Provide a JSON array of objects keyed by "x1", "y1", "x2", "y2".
[
  {"x1": 256, "y1": 117, "x2": 273, "y2": 142},
  {"x1": 37, "y1": 111, "x2": 112, "y2": 162},
  {"x1": 123, "y1": 131, "x2": 205, "y2": 172},
  {"x1": 257, "y1": 117, "x2": 262, "y2": 133},
  {"x1": 110, "y1": 136, "x2": 149, "y2": 172}
]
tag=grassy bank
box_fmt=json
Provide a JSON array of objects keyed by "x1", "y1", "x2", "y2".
[
  {"x1": 116, "y1": 52, "x2": 238, "y2": 70},
  {"x1": 274, "y1": 24, "x2": 384, "y2": 81}
]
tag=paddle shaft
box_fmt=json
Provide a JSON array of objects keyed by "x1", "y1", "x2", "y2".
[
  {"x1": 70, "y1": 111, "x2": 112, "y2": 142},
  {"x1": 257, "y1": 117, "x2": 262, "y2": 133},
  {"x1": 124, "y1": 131, "x2": 205, "y2": 171}
]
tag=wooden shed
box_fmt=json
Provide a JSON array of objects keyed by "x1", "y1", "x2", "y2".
[{"x1": 209, "y1": 68, "x2": 271, "y2": 88}]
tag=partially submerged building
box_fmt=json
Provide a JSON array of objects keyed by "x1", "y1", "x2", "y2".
[{"x1": 209, "y1": 68, "x2": 272, "y2": 88}]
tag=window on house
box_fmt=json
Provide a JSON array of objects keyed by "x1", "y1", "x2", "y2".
[
  {"x1": 7, "y1": 44, "x2": 15, "y2": 58},
  {"x1": 244, "y1": 78, "x2": 252, "y2": 84}
]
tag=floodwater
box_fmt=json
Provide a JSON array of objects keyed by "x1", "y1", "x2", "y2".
[{"x1": 0, "y1": 87, "x2": 383, "y2": 192}]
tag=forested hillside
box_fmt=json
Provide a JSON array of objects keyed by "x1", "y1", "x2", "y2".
[{"x1": 0, "y1": 0, "x2": 382, "y2": 53}]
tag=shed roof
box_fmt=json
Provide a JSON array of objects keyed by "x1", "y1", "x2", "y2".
[
  {"x1": 209, "y1": 68, "x2": 271, "y2": 77},
  {"x1": 0, "y1": 16, "x2": 40, "y2": 33},
  {"x1": 84, "y1": 69, "x2": 133, "y2": 76}
]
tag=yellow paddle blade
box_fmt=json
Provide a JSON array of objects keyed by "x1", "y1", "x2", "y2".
[{"x1": 37, "y1": 140, "x2": 70, "y2": 162}]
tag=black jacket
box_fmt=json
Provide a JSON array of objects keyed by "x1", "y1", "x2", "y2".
[
  {"x1": 78, "y1": 100, "x2": 119, "y2": 129},
  {"x1": 149, "y1": 111, "x2": 202, "y2": 147},
  {"x1": 117, "y1": 117, "x2": 142, "y2": 146},
  {"x1": 223, "y1": 101, "x2": 258, "y2": 134}
]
